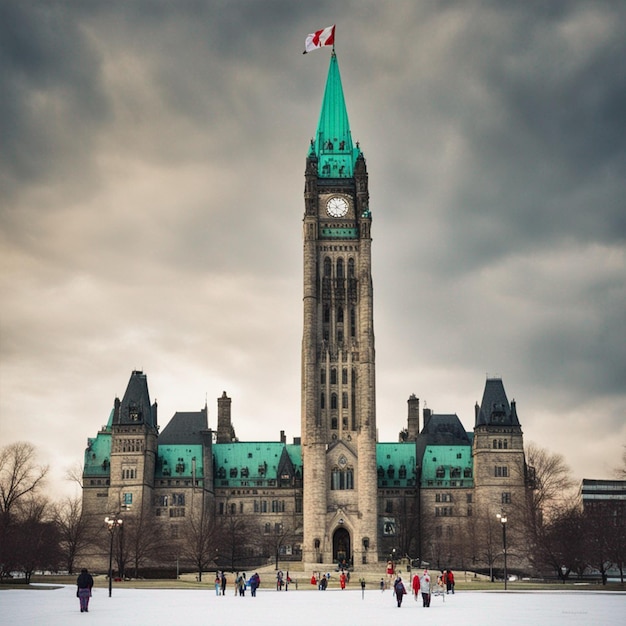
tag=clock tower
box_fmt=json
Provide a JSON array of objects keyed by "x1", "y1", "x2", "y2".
[{"x1": 301, "y1": 52, "x2": 378, "y2": 566}]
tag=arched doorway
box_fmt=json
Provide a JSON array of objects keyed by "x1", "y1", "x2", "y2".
[{"x1": 333, "y1": 527, "x2": 351, "y2": 567}]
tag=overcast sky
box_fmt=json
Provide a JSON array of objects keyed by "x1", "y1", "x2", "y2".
[{"x1": 1, "y1": 1, "x2": 625, "y2": 500}]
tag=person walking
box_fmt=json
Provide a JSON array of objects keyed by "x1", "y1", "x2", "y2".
[
  {"x1": 220, "y1": 572, "x2": 227, "y2": 595},
  {"x1": 214, "y1": 573, "x2": 221, "y2": 596},
  {"x1": 76, "y1": 568, "x2": 94, "y2": 613},
  {"x1": 339, "y1": 570, "x2": 347, "y2": 590},
  {"x1": 446, "y1": 569, "x2": 455, "y2": 594},
  {"x1": 419, "y1": 569, "x2": 431, "y2": 607},
  {"x1": 411, "y1": 572, "x2": 420, "y2": 601},
  {"x1": 393, "y1": 576, "x2": 407, "y2": 607},
  {"x1": 249, "y1": 572, "x2": 260, "y2": 596}
]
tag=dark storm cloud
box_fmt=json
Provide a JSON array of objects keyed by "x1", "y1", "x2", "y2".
[
  {"x1": 1, "y1": 1, "x2": 625, "y2": 495},
  {"x1": 0, "y1": 2, "x2": 109, "y2": 202}
]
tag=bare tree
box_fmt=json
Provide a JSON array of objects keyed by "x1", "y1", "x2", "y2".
[
  {"x1": 613, "y1": 446, "x2": 626, "y2": 479},
  {"x1": 524, "y1": 442, "x2": 575, "y2": 521},
  {"x1": 52, "y1": 496, "x2": 90, "y2": 574},
  {"x1": 64, "y1": 462, "x2": 84, "y2": 489},
  {"x1": 180, "y1": 506, "x2": 221, "y2": 582},
  {"x1": 124, "y1": 506, "x2": 164, "y2": 578},
  {"x1": 0, "y1": 443, "x2": 49, "y2": 581},
  {"x1": 519, "y1": 443, "x2": 575, "y2": 571},
  {"x1": 0, "y1": 442, "x2": 49, "y2": 522}
]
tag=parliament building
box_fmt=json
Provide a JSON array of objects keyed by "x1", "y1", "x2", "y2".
[{"x1": 82, "y1": 53, "x2": 530, "y2": 571}]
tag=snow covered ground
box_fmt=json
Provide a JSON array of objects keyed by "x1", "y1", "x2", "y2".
[{"x1": 2, "y1": 584, "x2": 624, "y2": 626}]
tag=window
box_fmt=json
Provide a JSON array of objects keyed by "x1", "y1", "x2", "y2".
[
  {"x1": 337, "y1": 258, "x2": 344, "y2": 278},
  {"x1": 342, "y1": 392, "x2": 348, "y2": 409},
  {"x1": 435, "y1": 507, "x2": 453, "y2": 517},
  {"x1": 264, "y1": 523, "x2": 271, "y2": 534},
  {"x1": 385, "y1": 500, "x2": 393, "y2": 514},
  {"x1": 169, "y1": 508, "x2": 185, "y2": 518},
  {"x1": 436, "y1": 466, "x2": 445, "y2": 478},
  {"x1": 123, "y1": 492, "x2": 132, "y2": 506},
  {"x1": 271, "y1": 500, "x2": 285, "y2": 513},
  {"x1": 172, "y1": 493, "x2": 185, "y2": 506},
  {"x1": 337, "y1": 307, "x2": 344, "y2": 323},
  {"x1": 324, "y1": 257, "x2": 331, "y2": 276},
  {"x1": 495, "y1": 466, "x2": 509, "y2": 478},
  {"x1": 331, "y1": 369, "x2": 337, "y2": 385},
  {"x1": 331, "y1": 467, "x2": 354, "y2": 490},
  {"x1": 320, "y1": 368, "x2": 326, "y2": 384},
  {"x1": 321, "y1": 392, "x2": 325, "y2": 409},
  {"x1": 156, "y1": 495, "x2": 168, "y2": 507},
  {"x1": 466, "y1": 493, "x2": 473, "y2": 503},
  {"x1": 342, "y1": 368, "x2": 348, "y2": 384},
  {"x1": 450, "y1": 467, "x2": 461, "y2": 479},
  {"x1": 331, "y1": 394, "x2": 338, "y2": 410},
  {"x1": 464, "y1": 467, "x2": 472, "y2": 478},
  {"x1": 502, "y1": 492, "x2": 511, "y2": 504}
]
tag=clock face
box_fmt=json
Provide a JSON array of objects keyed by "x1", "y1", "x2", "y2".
[{"x1": 326, "y1": 196, "x2": 349, "y2": 218}]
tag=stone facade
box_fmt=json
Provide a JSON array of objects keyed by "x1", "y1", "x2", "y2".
[{"x1": 81, "y1": 54, "x2": 530, "y2": 572}]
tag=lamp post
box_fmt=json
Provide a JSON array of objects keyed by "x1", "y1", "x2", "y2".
[
  {"x1": 496, "y1": 512, "x2": 508, "y2": 590},
  {"x1": 105, "y1": 515, "x2": 123, "y2": 597}
]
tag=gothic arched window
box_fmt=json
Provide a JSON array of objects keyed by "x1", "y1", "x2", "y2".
[
  {"x1": 324, "y1": 257, "x2": 332, "y2": 276},
  {"x1": 336, "y1": 258, "x2": 344, "y2": 278}
]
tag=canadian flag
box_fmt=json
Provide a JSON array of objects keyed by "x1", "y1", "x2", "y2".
[{"x1": 303, "y1": 25, "x2": 335, "y2": 54}]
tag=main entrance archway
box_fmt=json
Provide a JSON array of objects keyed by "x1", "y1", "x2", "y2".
[{"x1": 332, "y1": 527, "x2": 351, "y2": 567}]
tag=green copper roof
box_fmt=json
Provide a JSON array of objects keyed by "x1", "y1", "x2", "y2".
[
  {"x1": 376, "y1": 443, "x2": 417, "y2": 488},
  {"x1": 156, "y1": 444, "x2": 204, "y2": 479},
  {"x1": 213, "y1": 442, "x2": 302, "y2": 488},
  {"x1": 420, "y1": 444, "x2": 473, "y2": 488},
  {"x1": 313, "y1": 53, "x2": 361, "y2": 178}
]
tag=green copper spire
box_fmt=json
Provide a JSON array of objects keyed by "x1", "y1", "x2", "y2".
[{"x1": 313, "y1": 52, "x2": 360, "y2": 178}]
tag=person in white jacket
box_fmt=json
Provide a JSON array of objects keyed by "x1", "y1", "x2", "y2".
[{"x1": 419, "y1": 569, "x2": 431, "y2": 607}]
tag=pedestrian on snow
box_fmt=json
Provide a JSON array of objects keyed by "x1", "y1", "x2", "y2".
[
  {"x1": 276, "y1": 570, "x2": 284, "y2": 590},
  {"x1": 214, "y1": 572, "x2": 221, "y2": 595},
  {"x1": 220, "y1": 572, "x2": 227, "y2": 595},
  {"x1": 76, "y1": 568, "x2": 94, "y2": 613},
  {"x1": 238, "y1": 572, "x2": 247, "y2": 596},
  {"x1": 339, "y1": 571, "x2": 347, "y2": 590},
  {"x1": 419, "y1": 569, "x2": 431, "y2": 607},
  {"x1": 379, "y1": 577, "x2": 385, "y2": 592},
  {"x1": 249, "y1": 572, "x2": 260, "y2": 596},
  {"x1": 320, "y1": 576, "x2": 328, "y2": 590},
  {"x1": 310, "y1": 572, "x2": 317, "y2": 586},
  {"x1": 393, "y1": 576, "x2": 407, "y2": 607},
  {"x1": 411, "y1": 572, "x2": 420, "y2": 601},
  {"x1": 446, "y1": 569, "x2": 455, "y2": 593}
]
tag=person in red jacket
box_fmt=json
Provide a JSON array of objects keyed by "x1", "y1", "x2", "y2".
[
  {"x1": 446, "y1": 569, "x2": 455, "y2": 594},
  {"x1": 411, "y1": 572, "x2": 420, "y2": 601}
]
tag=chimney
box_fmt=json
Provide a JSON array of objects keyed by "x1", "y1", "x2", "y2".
[
  {"x1": 407, "y1": 394, "x2": 420, "y2": 439},
  {"x1": 217, "y1": 391, "x2": 232, "y2": 443}
]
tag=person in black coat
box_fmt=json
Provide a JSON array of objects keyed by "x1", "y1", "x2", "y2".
[{"x1": 76, "y1": 568, "x2": 94, "y2": 612}]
